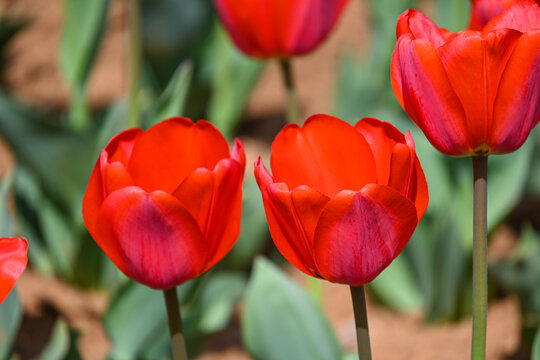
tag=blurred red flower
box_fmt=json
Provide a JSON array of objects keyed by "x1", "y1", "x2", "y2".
[
  {"x1": 468, "y1": 0, "x2": 540, "y2": 30},
  {"x1": 255, "y1": 114, "x2": 428, "y2": 285},
  {"x1": 213, "y1": 0, "x2": 349, "y2": 58},
  {"x1": 391, "y1": 2, "x2": 540, "y2": 156},
  {"x1": 83, "y1": 118, "x2": 245, "y2": 289},
  {"x1": 0, "y1": 237, "x2": 28, "y2": 304}
]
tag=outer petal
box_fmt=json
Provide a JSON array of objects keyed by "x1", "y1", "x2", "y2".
[
  {"x1": 173, "y1": 139, "x2": 246, "y2": 270},
  {"x1": 83, "y1": 129, "x2": 142, "y2": 235},
  {"x1": 483, "y1": 0, "x2": 540, "y2": 33},
  {"x1": 396, "y1": 9, "x2": 449, "y2": 47},
  {"x1": 94, "y1": 186, "x2": 205, "y2": 289},
  {"x1": 313, "y1": 185, "x2": 418, "y2": 286},
  {"x1": 127, "y1": 118, "x2": 230, "y2": 193},
  {"x1": 405, "y1": 133, "x2": 429, "y2": 220},
  {"x1": 0, "y1": 237, "x2": 27, "y2": 304},
  {"x1": 489, "y1": 30, "x2": 540, "y2": 153},
  {"x1": 254, "y1": 159, "x2": 330, "y2": 277},
  {"x1": 271, "y1": 114, "x2": 376, "y2": 197},
  {"x1": 392, "y1": 34, "x2": 470, "y2": 155}
]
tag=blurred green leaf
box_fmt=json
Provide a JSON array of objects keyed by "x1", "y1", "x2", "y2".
[
  {"x1": 35, "y1": 319, "x2": 70, "y2": 360},
  {"x1": 243, "y1": 257, "x2": 342, "y2": 360},
  {"x1": 533, "y1": 326, "x2": 540, "y2": 360},
  {"x1": 207, "y1": 25, "x2": 264, "y2": 138},
  {"x1": 0, "y1": 291, "x2": 22, "y2": 360},
  {"x1": 0, "y1": 171, "x2": 15, "y2": 236},
  {"x1": 435, "y1": 0, "x2": 470, "y2": 31},
  {"x1": 96, "y1": 100, "x2": 128, "y2": 157}
]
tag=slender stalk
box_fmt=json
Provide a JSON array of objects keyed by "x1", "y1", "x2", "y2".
[
  {"x1": 471, "y1": 155, "x2": 488, "y2": 360},
  {"x1": 163, "y1": 288, "x2": 188, "y2": 360},
  {"x1": 278, "y1": 59, "x2": 300, "y2": 124},
  {"x1": 350, "y1": 285, "x2": 372, "y2": 360},
  {"x1": 128, "y1": 0, "x2": 141, "y2": 128},
  {"x1": 307, "y1": 276, "x2": 323, "y2": 305}
]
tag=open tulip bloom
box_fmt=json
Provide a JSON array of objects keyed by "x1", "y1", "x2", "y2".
[
  {"x1": 213, "y1": 0, "x2": 350, "y2": 125},
  {"x1": 391, "y1": 1, "x2": 539, "y2": 358},
  {"x1": 0, "y1": 237, "x2": 28, "y2": 305},
  {"x1": 83, "y1": 117, "x2": 245, "y2": 359},
  {"x1": 255, "y1": 114, "x2": 428, "y2": 358}
]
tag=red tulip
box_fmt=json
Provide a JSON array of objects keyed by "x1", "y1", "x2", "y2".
[
  {"x1": 391, "y1": 3, "x2": 540, "y2": 156},
  {"x1": 0, "y1": 237, "x2": 28, "y2": 304},
  {"x1": 254, "y1": 114, "x2": 428, "y2": 285},
  {"x1": 468, "y1": 0, "x2": 540, "y2": 30},
  {"x1": 83, "y1": 118, "x2": 245, "y2": 289},
  {"x1": 213, "y1": 0, "x2": 350, "y2": 58}
]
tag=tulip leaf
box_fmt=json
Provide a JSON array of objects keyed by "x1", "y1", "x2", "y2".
[
  {"x1": 0, "y1": 291, "x2": 22, "y2": 360},
  {"x1": 207, "y1": 24, "x2": 264, "y2": 139},
  {"x1": 95, "y1": 100, "x2": 128, "y2": 158},
  {"x1": 0, "y1": 170, "x2": 15, "y2": 237},
  {"x1": 35, "y1": 319, "x2": 70, "y2": 360},
  {"x1": 243, "y1": 257, "x2": 342, "y2": 360},
  {"x1": 533, "y1": 326, "x2": 540, "y2": 360}
]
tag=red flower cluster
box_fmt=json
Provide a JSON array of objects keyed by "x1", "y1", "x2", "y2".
[
  {"x1": 255, "y1": 115, "x2": 428, "y2": 285},
  {"x1": 83, "y1": 118, "x2": 245, "y2": 289},
  {"x1": 391, "y1": 0, "x2": 540, "y2": 156},
  {"x1": 0, "y1": 237, "x2": 27, "y2": 304},
  {"x1": 213, "y1": 0, "x2": 350, "y2": 58}
]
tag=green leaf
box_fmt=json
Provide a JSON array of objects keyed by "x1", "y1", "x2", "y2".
[
  {"x1": 243, "y1": 257, "x2": 342, "y2": 360},
  {"x1": 533, "y1": 326, "x2": 540, "y2": 360},
  {"x1": 95, "y1": 100, "x2": 128, "y2": 157},
  {"x1": 35, "y1": 319, "x2": 70, "y2": 360},
  {"x1": 435, "y1": 0, "x2": 470, "y2": 32},
  {"x1": 207, "y1": 24, "x2": 264, "y2": 138},
  {"x1": 146, "y1": 61, "x2": 193, "y2": 128},
  {"x1": 0, "y1": 171, "x2": 15, "y2": 236},
  {"x1": 59, "y1": 0, "x2": 109, "y2": 88},
  {"x1": 0, "y1": 290, "x2": 22, "y2": 360}
]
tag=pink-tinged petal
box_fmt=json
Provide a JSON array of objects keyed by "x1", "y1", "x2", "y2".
[
  {"x1": 254, "y1": 159, "x2": 321, "y2": 277},
  {"x1": 393, "y1": 34, "x2": 470, "y2": 155},
  {"x1": 313, "y1": 185, "x2": 418, "y2": 286},
  {"x1": 0, "y1": 237, "x2": 28, "y2": 304},
  {"x1": 128, "y1": 118, "x2": 230, "y2": 194},
  {"x1": 483, "y1": 0, "x2": 540, "y2": 33},
  {"x1": 490, "y1": 30, "x2": 540, "y2": 153},
  {"x1": 396, "y1": 9, "x2": 449, "y2": 47},
  {"x1": 94, "y1": 186, "x2": 205, "y2": 289},
  {"x1": 271, "y1": 114, "x2": 376, "y2": 197}
]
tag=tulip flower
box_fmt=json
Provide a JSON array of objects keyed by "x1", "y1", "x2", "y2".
[
  {"x1": 213, "y1": 0, "x2": 350, "y2": 58},
  {"x1": 468, "y1": 0, "x2": 539, "y2": 30},
  {"x1": 83, "y1": 117, "x2": 245, "y2": 290},
  {"x1": 391, "y1": 2, "x2": 540, "y2": 156},
  {"x1": 0, "y1": 237, "x2": 28, "y2": 304},
  {"x1": 255, "y1": 114, "x2": 428, "y2": 285}
]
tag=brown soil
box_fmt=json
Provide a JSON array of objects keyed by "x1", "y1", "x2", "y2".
[{"x1": 2, "y1": 0, "x2": 525, "y2": 359}]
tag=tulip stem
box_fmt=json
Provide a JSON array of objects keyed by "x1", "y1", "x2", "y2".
[
  {"x1": 163, "y1": 288, "x2": 188, "y2": 360},
  {"x1": 350, "y1": 285, "x2": 372, "y2": 360},
  {"x1": 279, "y1": 59, "x2": 300, "y2": 124},
  {"x1": 471, "y1": 155, "x2": 488, "y2": 360},
  {"x1": 128, "y1": 0, "x2": 141, "y2": 129}
]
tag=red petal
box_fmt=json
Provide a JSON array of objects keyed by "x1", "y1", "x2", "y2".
[
  {"x1": 254, "y1": 159, "x2": 329, "y2": 277},
  {"x1": 490, "y1": 30, "x2": 540, "y2": 153},
  {"x1": 396, "y1": 9, "x2": 449, "y2": 47},
  {"x1": 313, "y1": 185, "x2": 418, "y2": 285},
  {"x1": 483, "y1": 0, "x2": 540, "y2": 33},
  {"x1": 393, "y1": 35, "x2": 470, "y2": 155},
  {"x1": 127, "y1": 118, "x2": 230, "y2": 194},
  {"x1": 94, "y1": 187, "x2": 205, "y2": 289},
  {"x1": 0, "y1": 237, "x2": 28, "y2": 304},
  {"x1": 271, "y1": 114, "x2": 376, "y2": 197}
]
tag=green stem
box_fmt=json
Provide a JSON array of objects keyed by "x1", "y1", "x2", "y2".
[
  {"x1": 163, "y1": 288, "x2": 188, "y2": 360},
  {"x1": 69, "y1": 85, "x2": 90, "y2": 131},
  {"x1": 279, "y1": 59, "x2": 300, "y2": 124},
  {"x1": 128, "y1": 0, "x2": 141, "y2": 129},
  {"x1": 350, "y1": 286, "x2": 372, "y2": 360},
  {"x1": 307, "y1": 276, "x2": 322, "y2": 305},
  {"x1": 471, "y1": 155, "x2": 488, "y2": 360}
]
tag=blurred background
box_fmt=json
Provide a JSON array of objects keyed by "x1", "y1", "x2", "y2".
[{"x1": 0, "y1": 0, "x2": 539, "y2": 359}]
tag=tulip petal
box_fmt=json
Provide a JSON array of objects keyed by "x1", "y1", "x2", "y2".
[
  {"x1": 490, "y1": 30, "x2": 540, "y2": 153},
  {"x1": 483, "y1": 0, "x2": 540, "y2": 33},
  {"x1": 254, "y1": 159, "x2": 329, "y2": 277},
  {"x1": 392, "y1": 34, "x2": 470, "y2": 155},
  {"x1": 0, "y1": 237, "x2": 28, "y2": 304},
  {"x1": 173, "y1": 146, "x2": 245, "y2": 270},
  {"x1": 313, "y1": 185, "x2": 418, "y2": 286},
  {"x1": 396, "y1": 9, "x2": 448, "y2": 47},
  {"x1": 127, "y1": 118, "x2": 230, "y2": 194},
  {"x1": 95, "y1": 186, "x2": 205, "y2": 289},
  {"x1": 271, "y1": 114, "x2": 376, "y2": 197}
]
